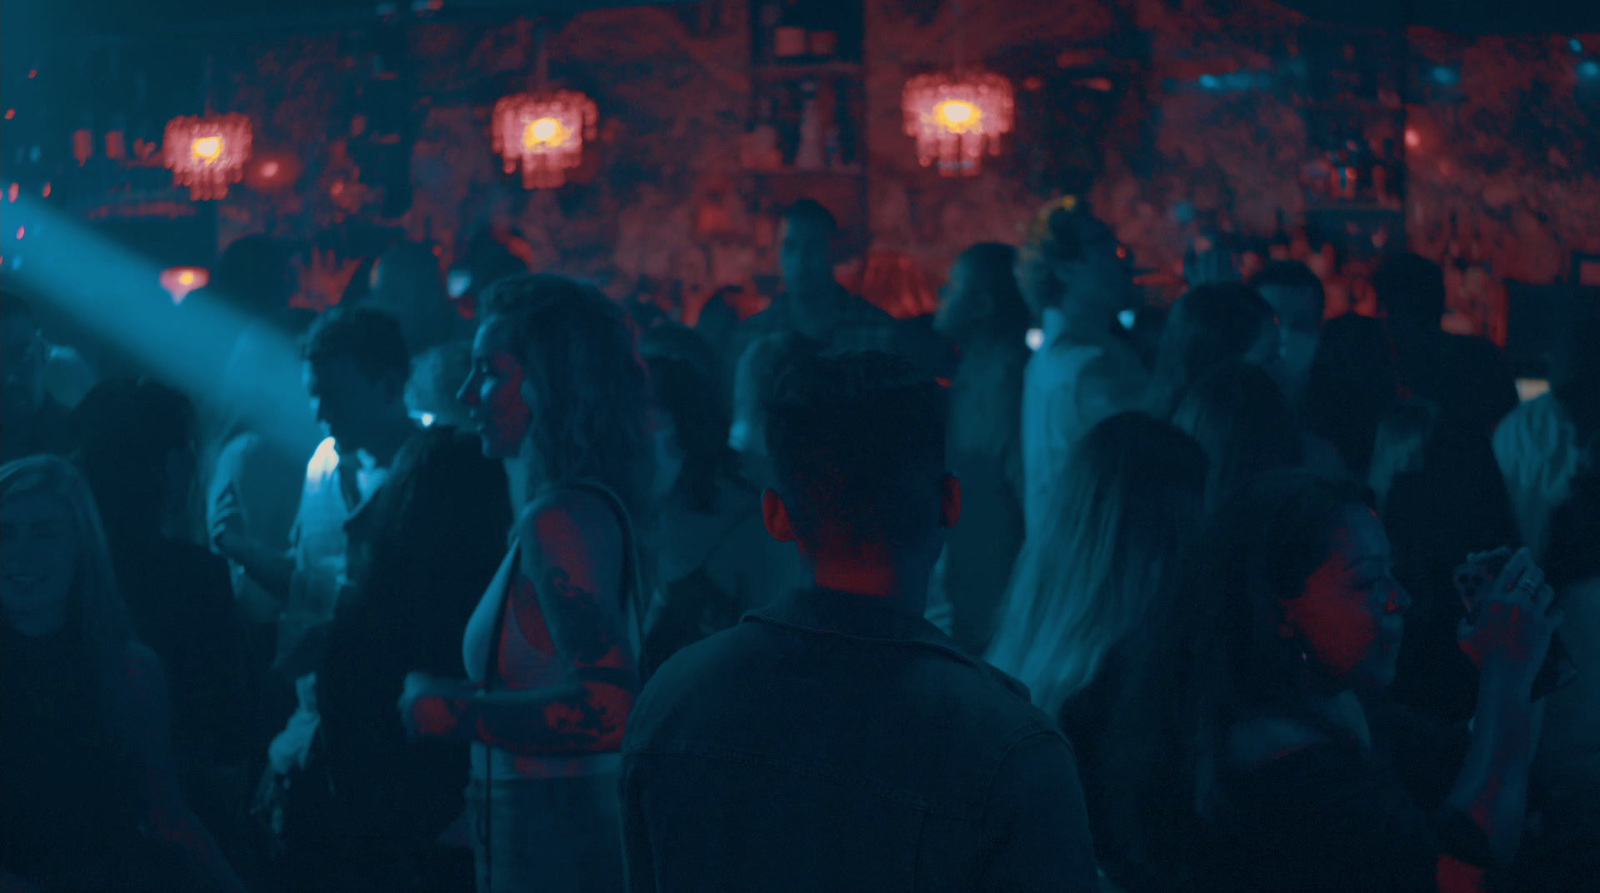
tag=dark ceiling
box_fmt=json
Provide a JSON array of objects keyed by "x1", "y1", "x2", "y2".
[{"x1": 2, "y1": 0, "x2": 1595, "y2": 46}]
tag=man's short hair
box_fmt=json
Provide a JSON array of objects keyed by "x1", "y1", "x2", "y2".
[
  {"x1": 781, "y1": 199, "x2": 839, "y2": 237},
  {"x1": 302, "y1": 304, "x2": 411, "y2": 385},
  {"x1": 1250, "y1": 261, "x2": 1326, "y2": 330},
  {"x1": 764, "y1": 351, "x2": 948, "y2": 555},
  {"x1": 1373, "y1": 252, "x2": 1447, "y2": 325}
]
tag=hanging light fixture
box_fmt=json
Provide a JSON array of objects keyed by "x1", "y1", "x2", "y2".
[
  {"x1": 162, "y1": 58, "x2": 252, "y2": 200},
  {"x1": 901, "y1": 0, "x2": 1013, "y2": 176},
  {"x1": 163, "y1": 113, "x2": 253, "y2": 200},
  {"x1": 491, "y1": 24, "x2": 598, "y2": 189}
]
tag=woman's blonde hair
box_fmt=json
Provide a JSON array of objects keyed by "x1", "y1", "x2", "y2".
[
  {"x1": 987, "y1": 413, "x2": 1208, "y2": 716},
  {"x1": 1, "y1": 455, "x2": 137, "y2": 710}
]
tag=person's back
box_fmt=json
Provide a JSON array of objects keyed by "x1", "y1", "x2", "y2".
[
  {"x1": 626, "y1": 603, "x2": 1090, "y2": 891},
  {"x1": 622, "y1": 351, "x2": 1098, "y2": 892}
]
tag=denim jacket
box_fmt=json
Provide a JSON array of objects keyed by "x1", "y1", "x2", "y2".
[{"x1": 621, "y1": 587, "x2": 1099, "y2": 892}]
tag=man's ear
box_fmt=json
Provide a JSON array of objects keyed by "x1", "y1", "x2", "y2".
[
  {"x1": 939, "y1": 473, "x2": 962, "y2": 529},
  {"x1": 762, "y1": 488, "x2": 795, "y2": 543}
]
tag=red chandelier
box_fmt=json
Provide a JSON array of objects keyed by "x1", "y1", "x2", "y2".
[
  {"x1": 491, "y1": 89, "x2": 598, "y2": 189},
  {"x1": 902, "y1": 70, "x2": 1014, "y2": 176},
  {"x1": 162, "y1": 113, "x2": 253, "y2": 200}
]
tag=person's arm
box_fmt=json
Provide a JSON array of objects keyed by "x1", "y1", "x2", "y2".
[
  {"x1": 976, "y1": 731, "x2": 1099, "y2": 892},
  {"x1": 1440, "y1": 549, "x2": 1562, "y2": 889},
  {"x1": 120, "y1": 646, "x2": 246, "y2": 893},
  {"x1": 401, "y1": 492, "x2": 638, "y2": 756}
]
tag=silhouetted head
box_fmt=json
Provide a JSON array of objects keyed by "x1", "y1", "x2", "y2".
[
  {"x1": 1015, "y1": 197, "x2": 1127, "y2": 319},
  {"x1": 302, "y1": 305, "x2": 413, "y2": 455},
  {"x1": 1301, "y1": 313, "x2": 1398, "y2": 475},
  {"x1": 640, "y1": 325, "x2": 741, "y2": 512},
  {"x1": 370, "y1": 241, "x2": 460, "y2": 353},
  {"x1": 1148, "y1": 283, "x2": 1281, "y2": 418},
  {"x1": 779, "y1": 200, "x2": 839, "y2": 308},
  {"x1": 1172, "y1": 362, "x2": 1304, "y2": 509},
  {"x1": 72, "y1": 378, "x2": 199, "y2": 537},
  {"x1": 1373, "y1": 252, "x2": 1447, "y2": 330},
  {"x1": 462, "y1": 273, "x2": 652, "y2": 517},
  {"x1": 761, "y1": 351, "x2": 958, "y2": 577},
  {"x1": 209, "y1": 234, "x2": 295, "y2": 322},
  {"x1": 1250, "y1": 260, "x2": 1325, "y2": 395},
  {"x1": 729, "y1": 331, "x2": 822, "y2": 461},
  {"x1": 937, "y1": 242, "x2": 1030, "y2": 343}
]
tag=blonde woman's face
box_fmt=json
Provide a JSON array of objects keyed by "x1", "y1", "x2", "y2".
[{"x1": 0, "y1": 491, "x2": 79, "y2": 636}]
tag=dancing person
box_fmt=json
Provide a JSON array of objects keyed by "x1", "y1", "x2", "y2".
[
  {"x1": 1105, "y1": 471, "x2": 1560, "y2": 893},
  {"x1": 622, "y1": 351, "x2": 1100, "y2": 892},
  {"x1": 933, "y1": 242, "x2": 1032, "y2": 653},
  {"x1": 397, "y1": 273, "x2": 653, "y2": 893},
  {"x1": 987, "y1": 412, "x2": 1207, "y2": 872},
  {"x1": 1016, "y1": 196, "x2": 1148, "y2": 534},
  {"x1": 728, "y1": 331, "x2": 820, "y2": 491},
  {"x1": 1, "y1": 456, "x2": 245, "y2": 893}
]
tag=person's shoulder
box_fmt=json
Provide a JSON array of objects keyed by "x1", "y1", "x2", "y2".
[
  {"x1": 626, "y1": 620, "x2": 766, "y2": 743},
  {"x1": 518, "y1": 485, "x2": 625, "y2": 557}
]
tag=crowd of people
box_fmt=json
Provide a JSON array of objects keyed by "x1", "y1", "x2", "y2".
[{"x1": 0, "y1": 193, "x2": 1595, "y2": 893}]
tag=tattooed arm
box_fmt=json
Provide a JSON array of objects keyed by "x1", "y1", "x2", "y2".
[{"x1": 402, "y1": 490, "x2": 639, "y2": 756}]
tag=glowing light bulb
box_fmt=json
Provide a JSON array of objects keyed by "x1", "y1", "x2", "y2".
[
  {"x1": 1404, "y1": 128, "x2": 1421, "y2": 149},
  {"x1": 261, "y1": 160, "x2": 280, "y2": 178},
  {"x1": 191, "y1": 136, "x2": 224, "y2": 163},
  {"x1": 178, "y1": 270, "x2": 195, "y2": 285},
  {"x1": 940, "y1": 101, "x2": 975, "y2": 124}
]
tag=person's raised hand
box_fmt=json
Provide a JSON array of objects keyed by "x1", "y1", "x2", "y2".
[{"x1": 1458, "y1": 547, "x2": 1562, "y2": 698}]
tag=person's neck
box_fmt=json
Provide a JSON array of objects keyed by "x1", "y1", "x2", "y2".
[
  {"x1": 806, "y1": 555, "x2": 931, "y2": 615},
  {"x1": 1042, "y1": 302, "x2": 1111, "y2": 341}
]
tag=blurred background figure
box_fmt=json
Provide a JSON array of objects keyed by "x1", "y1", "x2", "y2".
[
  {"x1": 1145, "y1": 282, "x2": 1281, "y2": 420},
  {"x1": 636, "y1": 324, "x2": 801, "y2": 679},
  {"x1": 1493, "y1": 310, "x2": 1600, "y2": 562},
  {"x1": 1299, "y1": 313, "x2": 1398, "y2": 479},
  {"x1": 1016, "y1": 197, "x2": 1148, "y2": 535},
  {"x1": 1374, "y1": 253, "x2": 1518, "y2": 438},
  {"x1": 367, "y1": 241, "x2": 472, "y2": 356},
  {"x1": 931, "y1": 242, "x2": 1032, "y2": 654},
  {"x1": 987, "y1": 412, "x2": 1207, "y2": 875},
  {"x1": 1, "y1": 456, "x2": 246, "y2": 893},
  {"x1": 1250, "y1": 260, "x2": 1326, "y2": 405},
  {"x1": 1, "y1": 289, "x2": 76, "y2": 465},
  {"x1": 1171, "y1": 361, "x2": 1305, "y2": 510},
  {"x1": 728, "y1": 331, "x2": 821, "y2": 491},
  {"x1": 1369, "y1": 399, "x2": 1519, "y2": 724}
]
